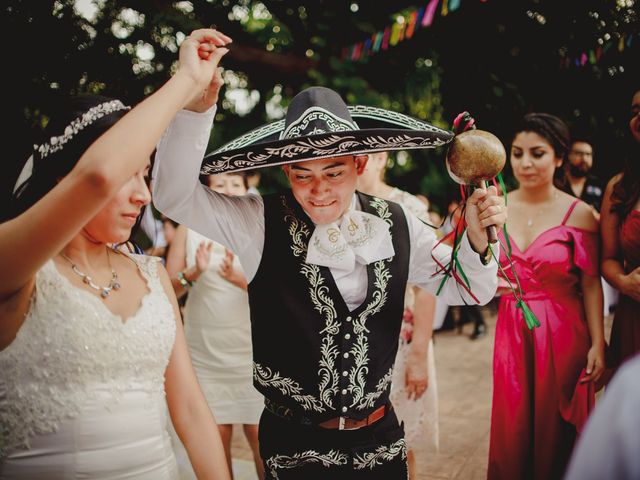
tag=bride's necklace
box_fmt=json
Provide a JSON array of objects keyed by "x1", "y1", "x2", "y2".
[
  {"x1": 524, "y1": 189, "x2": 559, "y2": 228},
  {"x1": 60, "y1": 248, "x2": 121, "y2": 299}
]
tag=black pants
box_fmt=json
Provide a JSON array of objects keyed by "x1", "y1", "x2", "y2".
[{"x1": 259, "y1": 407, "x2": 408, "y2": 479}]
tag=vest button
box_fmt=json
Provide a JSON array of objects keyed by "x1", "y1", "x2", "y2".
[
  {"x1": 343, "y1": 352, "x2": 349, "y2": 359},
  {"x1": 346, "y1": 316, "x2": 352, "y2": 322},
  {"x1": 342, "y1": 371, "x2": 348, "y2": 376},
  {"x1": 342, "y1": 406, "x2": 348, "y2": 413},
  {"x1": 341, "y1": 389, "x2": 347, "y2": 395},
  {"x1": 344, "y1": 333, "x2": 351, "y2": 340}
]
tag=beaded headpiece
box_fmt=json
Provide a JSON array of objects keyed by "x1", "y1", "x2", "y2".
[{"x1": 13, "y1": 100, "x2": 131, "y2": 197}]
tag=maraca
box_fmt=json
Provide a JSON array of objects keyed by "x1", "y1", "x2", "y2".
[{"x1": 446, "y1": 129, "x2": 506, "y2": 243}]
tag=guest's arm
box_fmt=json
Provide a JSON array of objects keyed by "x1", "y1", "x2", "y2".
[{"x1": 160, "y1": 263, "x2": 231, "y2": 480}]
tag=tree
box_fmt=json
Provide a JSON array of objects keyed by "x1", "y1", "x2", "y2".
[{"x1": 3, "y1": 0, "x2": 638, "y2": 212}]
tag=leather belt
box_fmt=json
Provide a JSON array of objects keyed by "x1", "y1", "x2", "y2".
[
  {"x1": 264, "y1": 398, "x2": 389, "y2": 431},
  {"x1": 318, "y1": 403, "x2": 388, "y2": 431}
]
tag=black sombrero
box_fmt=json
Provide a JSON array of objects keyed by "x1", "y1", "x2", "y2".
[{"x1": 201, "y1": 86, "x2": 454, "y2": 175}]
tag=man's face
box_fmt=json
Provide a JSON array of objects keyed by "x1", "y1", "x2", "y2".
[
  {"x1": 283, "y1": 155, "x2": 368, "y2": 225},
  {"x1": 567, "y1": 141, "x2": 593, "y2": 177}
]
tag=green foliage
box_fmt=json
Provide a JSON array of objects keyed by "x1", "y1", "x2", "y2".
[{"x1": 4, "y1": 0, "x2": 638, "y2": 213}]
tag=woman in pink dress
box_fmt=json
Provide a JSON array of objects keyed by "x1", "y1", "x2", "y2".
[
  {"x1": 488, "y1": 113, "x2": 605, "y2": 480},
  {"x1": 601, "y1": 88, "x2": 640, "y2": 369}
]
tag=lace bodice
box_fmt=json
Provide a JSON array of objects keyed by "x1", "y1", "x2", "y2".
[{"x1": 0, "y1": 254, "x2": 176, "y2": 458}]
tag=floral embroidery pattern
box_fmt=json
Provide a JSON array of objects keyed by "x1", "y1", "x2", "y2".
[
  {"x1": 208, "y1": 104, "x2": 448, "y2": 156},
  {"x1": 267, "y1": 196, "x2": 397, "y2": 414},
  {"x1": 369, "y1": 197, "x2": 393, "y2": 226},
  {"x1": 348, "y1": 198, "x2": 394, "y2": 409},
  {"x1": 253, "y1": 363, "x2": 324, "y2": 412},
  {"x1": 272, "y1": 196, "x2": 341, "y2": 411},
  {"x1": 358, "y1": 366, "x2": 394, "y2": 410},
  {"x1": 353, "y1": 439, "x2": 408, "y2": 470},
  {"x1": 281, "y1": 106, "x2": 359, "y2": 139},
  {"x1": 201, "y1": 133, "x2": 448, "y2": 174},
  {"x1": 266, "y1": 449, "x2": 349, "y2": 479}
]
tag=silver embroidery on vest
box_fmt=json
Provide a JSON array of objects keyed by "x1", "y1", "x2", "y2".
[
  {"x1": 253, "y1": 363, "x2": 324, "y2": 412},
  {"x1": 358, "y1": 366, "x2": 394, "y2": 410},
  {"x1": 348, "y1": 199, "x2": 394, "y2": 409},
  {"x1": 274, "y1": 195, "x2": 396, "y2": 414},
  {"x1": 284, "y1": 196, "x2": 340, "y2": 411}
]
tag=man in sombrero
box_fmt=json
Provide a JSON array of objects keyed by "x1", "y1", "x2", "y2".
[{"x1": 153, "y1": 59, "x2": 506, "y2": 479}]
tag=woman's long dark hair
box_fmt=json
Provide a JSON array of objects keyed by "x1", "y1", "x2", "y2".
[
  {"x1": 512, "y1": 112, "x2": 571, "y2": 189},
  {"x1": 609, "y1": 89, "x2": 640, "y2": 218},
  {"x1": 8, "y1": 95, "x2": 129, "y2": 219},
  {"x1": 610, "y1": 141, "x2": 640, "y2": 218}
]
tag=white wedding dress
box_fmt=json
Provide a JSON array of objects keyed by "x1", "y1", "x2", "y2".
[{"x1": 0, "y1": 254, "x2": 179, "y2": 479}]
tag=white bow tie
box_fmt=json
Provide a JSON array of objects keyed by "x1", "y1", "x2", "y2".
[{"x1": 305, "y1": 209, "x2": 395, "y2": 271}]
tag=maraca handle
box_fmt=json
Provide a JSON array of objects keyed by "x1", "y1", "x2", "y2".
[
  {"x1": 482, "y1": 180, "x2": 498, "y2": 244},
  {"x1": 487, "y1": 224, "x2": 498, "y2": 244}
]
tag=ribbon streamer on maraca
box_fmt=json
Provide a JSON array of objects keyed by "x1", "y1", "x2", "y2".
[{"x1": 433, "y1": 111, "x2": 540, "y2": 330}]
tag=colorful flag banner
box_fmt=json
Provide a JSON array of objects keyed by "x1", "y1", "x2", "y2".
[
  {"x1": 559, "y1": 32, "x2": 638, "y2": 70},
  {"x1": 342, "y1": 0, "x2": 482, "y2": 62},
  {"x1": 449, "y1": 0, "x2": 462, "y2": 12}
]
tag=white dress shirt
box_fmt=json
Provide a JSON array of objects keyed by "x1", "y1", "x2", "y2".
[{"x1": 152, "y1": 107, "x2": 498, "y2": 311}]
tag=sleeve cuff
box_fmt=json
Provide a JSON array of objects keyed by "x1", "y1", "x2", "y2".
[{"x1": 457, "y1": 231, "x2": 498, "y2": 268}]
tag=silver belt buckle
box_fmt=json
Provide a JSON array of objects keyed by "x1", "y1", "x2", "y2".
[{"x1": 338, "y1": 416, "x2": 346, "y2": 430}]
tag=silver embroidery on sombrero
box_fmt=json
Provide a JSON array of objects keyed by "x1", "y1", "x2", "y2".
[
  {"x1": 353, "y1": 439, "x2": 408, "y2": 470},
  {"x1": 266, "y1": 449, "x2": 349, "y2": 479},
  {"x1": 201, "y1": 133, "x2": 447, "y2": 174},
  {"x1": 280, "y1": 106, "x2": 359, "y2": 140},
  {"x1": 213, "y1": 119, "x2": 285, "y2": 154},
  {"x1": 208, "y1": 104, "x2": 448, "y2": 158},
  {"x1": 348, "y1": 105, "x2": 445, "y2": 132}
]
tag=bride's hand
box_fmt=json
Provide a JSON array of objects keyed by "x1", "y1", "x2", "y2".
[{"x1": 177, "y1": 28, "x2": 231, "y2": 91}]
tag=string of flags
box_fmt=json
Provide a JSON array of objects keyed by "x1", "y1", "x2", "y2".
[
  {"x1": 559, "y1": 31, "x2": 638, "y2": 69},
  {"x1": 340, "y1": 0, "x2": 637, "y2": 70},
  {"x1": 340, "y1": 0, "x2": 482, "y2": 62}
]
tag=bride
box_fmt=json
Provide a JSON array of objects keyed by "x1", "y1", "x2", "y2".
[{"x1": 0, "y1": 28, "x2": 232, "y2": 480}]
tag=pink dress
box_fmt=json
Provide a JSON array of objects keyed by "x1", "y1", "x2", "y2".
[
  {"x1": 488, "y1": 200, "x2": 597, "y2": 480},
  {"x1": 609, "y1": 210, "x2": 640, "y2": 368}
]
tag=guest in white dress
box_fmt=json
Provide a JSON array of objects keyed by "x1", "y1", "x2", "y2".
[
  {"x1": 0, "y1": 29, "x2": 232, "y2": 480},
  {"x1": 357, "y1": 152, "x2": 441, "y2": 479},
  {"x1": 166, "y1": 172, "x2": 264, "y2": 479}
]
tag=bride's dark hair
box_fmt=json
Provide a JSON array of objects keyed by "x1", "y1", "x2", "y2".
[{"x1": 8, "y1": 95, "x2": 130, "y2": 219}]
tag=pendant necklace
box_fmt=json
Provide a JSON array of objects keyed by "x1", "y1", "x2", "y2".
[
  {"x1": 526, "y1": 189, "x2": 559, "y2": 228},
  {"x1": 60, "y1": 248, "x2": 121, "y2": 299}
]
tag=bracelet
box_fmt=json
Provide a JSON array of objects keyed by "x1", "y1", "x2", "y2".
[
  {"x1": 479, "y1": 245, "x2": 493, "y2": 266},
  {"x1": 177, "y1": 271, "x2": 195, "y2": 288}
]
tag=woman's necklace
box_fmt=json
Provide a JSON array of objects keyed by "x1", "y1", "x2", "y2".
[
  {"x1": 525, "y1": 189, "x2": 559, "y2": 228},
  {"x1": 60, "y1": 248, "x2": 121, "y2": 299}
]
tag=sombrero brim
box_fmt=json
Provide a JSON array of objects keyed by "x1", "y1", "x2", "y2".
[{"x1": 201, "y1": 106, "x2": 454, "y2": 174}]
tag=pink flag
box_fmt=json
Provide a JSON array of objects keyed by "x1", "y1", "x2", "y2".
[
  {"x1": 422, "y1": 0, "x2": 440, "y2": 27},
  {"x1": 382, "y1": 26, "x2": 391, "y2": 50}
]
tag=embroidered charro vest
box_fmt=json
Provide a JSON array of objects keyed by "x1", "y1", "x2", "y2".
[{"x1": 248, "y1": 191, "x2": 410, "y2": 423}]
